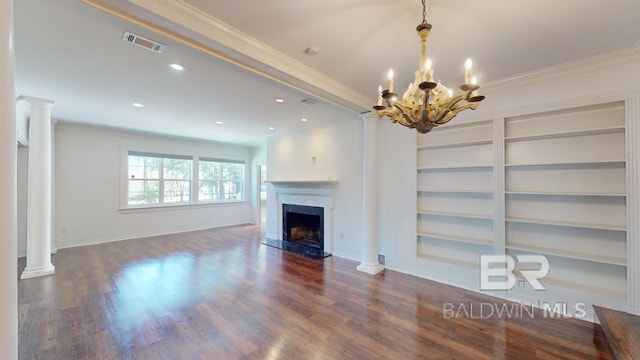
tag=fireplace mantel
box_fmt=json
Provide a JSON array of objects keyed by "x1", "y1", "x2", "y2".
[{"x1": 266, "y1": 180, "x2": 338, "y2": 188}]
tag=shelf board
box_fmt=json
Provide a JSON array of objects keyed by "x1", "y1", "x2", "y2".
[
  {"x1": 418, "y1": 189, "x2": 493, "y2": 194},
  {"x1": 417, "y1": 139, "x2": 493, "y2": 150},
  {"x1": 543, "y1": 277, "x2": 627, "y2": 301},
  {"x1": 418, "y1": 165, "x2": 493, "y2": 171},
  {"x1": 506, "y1": 243, "x2": 626, "y2": 266},
  {"x1": 418, "y1": 231, "x2": 493, "y2": 246},
  {"x1": 418, "y1": 210, "x2": 494, "y2": 220},
  {"x1": 505, "y1": 160, "x2": 626, "y2": 167},
  {"x1": 506, "y1": 217, "x2": 626, "y2": 231},
  {"x1": 418, "y1": 254, "x2": 479, "y2": 270},
  {"x1": 504, "y1": 126, "x2": 625, "y2": 142},
  {"x1": 505, "y1": 190, "x2": 626, "y2": 197}
]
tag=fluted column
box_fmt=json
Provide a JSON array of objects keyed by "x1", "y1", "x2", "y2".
[
  {"x1": 21, "y1": 96, "x2": 55, "y2": 279},
  {"x1": 0, "y1": 0, "x2": 18, "y2": 357},
  {"x1": 357, "y1": 113, "x2": 384, "y2": 275}
]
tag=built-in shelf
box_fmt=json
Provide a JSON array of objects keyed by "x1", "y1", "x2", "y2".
[
  {"x1": 418, "y1": 165, "x2": 493, "y2": 171},
  {"x1": 506, "y1": 217, "x2": 626, "y2": 232},
  {"x1": 505, "y1": 160, "x2": 626, "y2": 167},
  {"x1": 417, "y1": 139, "x2": 493, "y2": 150},
  {"x1": 505, "y1": 126, "x2": 625, "y2": 142},
  {"x1": 505, "y1": 191, "x2": 626, "y2": 197},
  {"x1": 506, "y1": 243, "x2": 627, "y2": 266},
  {"x1": 543, "y1": 277, "x2": 627, "y2": 301},
  {"x1": 418, "y1": 254, "x2": 480, "y2": 270},
  {"x1": 418, "y1": 189, "x2": 493, "y2": 194},
  {"x1": 418, "y1": 231, "x2": 493, "y2": 246},
  {"x1": 418, "y1": 210, "x2": 493, "y2": 220}
]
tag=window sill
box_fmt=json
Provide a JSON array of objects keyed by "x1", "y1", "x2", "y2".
[{"x1": 119, "y1": 201, "x2": 248, "y2": 214}]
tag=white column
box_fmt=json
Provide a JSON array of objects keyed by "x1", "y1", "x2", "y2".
[
  {"x1": 0, "y1": 0, "x2": 18, "y2": 357},
  {"x1": 357, "y1": 113, "x2": 384, "y2": 275},
  {"x1": 626, "y1": 97, "x2": 640, "y2": 315},
  {"x1": 21, "y1": 96, "x2": 56, "y2": 279}
]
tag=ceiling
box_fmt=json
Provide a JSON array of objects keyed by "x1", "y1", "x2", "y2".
[{"x1": 14, "y1": 0, "x2": 640, "y2": 146}]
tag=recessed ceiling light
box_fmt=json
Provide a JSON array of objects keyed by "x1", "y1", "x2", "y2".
[
  {"x1": 275, "y1": 98, "x2": 285, "y2": 103},
  {"x1": 268, "y1": 127, "x2": 275, "y2": 130},
  {"x1": 301, "y1": 118, "x2": 308, "y2": 122},
  {"x1": 169, "y1": 63, "x2": 185, "y2": 71},
  {"x1": 132, "y1": 103, "x2": 144, "y2": 108},
  {"x1": 215, "y1": 121, "x2": 224, "y2": 125}
]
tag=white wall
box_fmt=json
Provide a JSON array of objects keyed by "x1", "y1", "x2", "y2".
[
  {"x1": 377, "y1": 119, "x2": 417, "y2": 274},
  {"x1": 54, "y1": 123, "x2": 254, "y2": 249},
  {"x1": 266, "y1": 116, "x2": 364, "y2": 261}
]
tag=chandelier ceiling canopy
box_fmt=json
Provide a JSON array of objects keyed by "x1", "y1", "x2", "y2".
[{"x1": 373, "y1": 0, "x2": 484, "y2": 134}]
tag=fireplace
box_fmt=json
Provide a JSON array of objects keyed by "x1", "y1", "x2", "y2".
[
  {"x1": 263, "y1": 180, "x2": 336, "y2": 259},
  {"x1": 283, "y1": 204, "x2": 323, "y2": 248}
]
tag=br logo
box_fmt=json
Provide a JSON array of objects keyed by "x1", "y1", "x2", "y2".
[{"x1": 480, "y1": 255, "x2": 549, "y2": 290}]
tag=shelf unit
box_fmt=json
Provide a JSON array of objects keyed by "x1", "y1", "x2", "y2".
[
  {"x1": 415, "y1": 101, "x2": 629, "y2": 306},
  {"x1": 417, "y1": 120, "x2": 495, "y2": 268},
  {"x1": 503, "y1": 102, "x2": 627, "y2": 301}
]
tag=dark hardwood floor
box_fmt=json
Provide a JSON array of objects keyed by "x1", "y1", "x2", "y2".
[{"x1": 19, "y1": 224, "x2": 614, "y2": 359}]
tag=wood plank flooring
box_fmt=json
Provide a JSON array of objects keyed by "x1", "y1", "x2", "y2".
[
  {"x1": 594, "y1": 305, "x2": 640, "y2": 359},
  {"x1": 19, "y1": 224, "x2": 615, "y2": 359}
]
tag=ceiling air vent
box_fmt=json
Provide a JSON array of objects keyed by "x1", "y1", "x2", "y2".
[
  {"x1": 301, "y1": 98, "x2": 317, "y2": 105},
  {"x1": 122, "y1": 31, "x2": 165, "y2": 54}
]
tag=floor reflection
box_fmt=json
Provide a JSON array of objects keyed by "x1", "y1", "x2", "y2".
[{"x1": 106, "y1": 252, "x2": 195, "y2": 333}]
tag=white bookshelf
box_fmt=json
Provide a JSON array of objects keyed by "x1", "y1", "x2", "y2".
[
  {"x1": 416, "y1": 101, "x2": 629, "y2": 305},
  {"x1": 417, "y1": 120, "x2": 495, "y2": 269},
  {"x1": 503, "y1": 102, "x2": 627, "y2": 301}
]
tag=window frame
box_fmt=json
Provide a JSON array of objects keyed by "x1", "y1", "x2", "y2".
[
  {"x1": 121, "y1": 150, "x2": 247, "y2": 210},
  {"x1": 125, "y1": 151, "x2": 193, "y2": 208},
  {"x1": 197, "y1": 157, "x2": 246, "y2": 203}
]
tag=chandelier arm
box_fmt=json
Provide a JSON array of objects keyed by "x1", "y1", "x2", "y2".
[
  {"x1": 431, "y1": 110, "x2": 450, "y2": 124},
  {"x1": 393, "y1": 104, "x2": 418, "y2": 127},
  {"x1": 435, "y1": 102, "x2": 482, "y2": 124},
  {"x1": 376, "y1": 107, "x2": 415, "y2": 128},
  {"x1": 391, "y1": 102, "x2": 420, "y2": 126}
]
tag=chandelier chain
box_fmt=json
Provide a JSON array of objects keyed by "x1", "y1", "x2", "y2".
[{"x1": 421, "y1": 0, "x2": 427, "y2": 24}]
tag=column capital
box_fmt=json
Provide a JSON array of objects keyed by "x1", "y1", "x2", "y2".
[
  {"x1": 17, "y1": 95, "x2": 55, "y2": 109},
  {"x1": 360, "y1": 111, "x2": 379, "y2": 123}
]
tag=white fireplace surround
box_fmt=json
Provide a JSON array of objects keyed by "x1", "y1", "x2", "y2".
[{"x1": 268, "y1": 181, "x2": 337, "y2": 254}]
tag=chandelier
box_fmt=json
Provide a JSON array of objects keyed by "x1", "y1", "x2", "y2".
[{"x1": 373, "y1": 0, "x2": 484, "y2": 134}]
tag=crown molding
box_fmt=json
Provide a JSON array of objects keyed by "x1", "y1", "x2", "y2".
[
  {"x1": 83, "y1": 0, "x2": 371, "y2": 114},
  {"x1": 484, "y1": 47, "x2": 640, "y2": 91}
]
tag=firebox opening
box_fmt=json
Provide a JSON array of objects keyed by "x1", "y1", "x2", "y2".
[
  {"x1": 263, "y1": 203, "x2": 330, "y2": 259},
  {"x1": 287, "y1": 212, "x2": 321, "y2": 247}
]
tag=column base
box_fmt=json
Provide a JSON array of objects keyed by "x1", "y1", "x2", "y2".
[
  {"x1": 20, "y1": 264, "x2": 55, "y2": 279},
  {"x1": 357, "y1": 262, "x2": 384, "y2": 275}
]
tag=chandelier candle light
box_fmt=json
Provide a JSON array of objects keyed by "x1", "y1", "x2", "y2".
[{"x1": 373, "y1": 0, "x2": 484, "y2": 134}]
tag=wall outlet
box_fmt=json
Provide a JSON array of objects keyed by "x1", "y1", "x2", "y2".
[{"x1": 378, "y1": 254, "x2": 386, "y2": 265}]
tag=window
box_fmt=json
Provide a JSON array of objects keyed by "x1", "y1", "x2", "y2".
[
  {"x1": 198, "y1": 158, "x2": 244, "y2": 202},
  {"x1": 127, "y1": 152, "x2": 192, "y2": 207}
]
